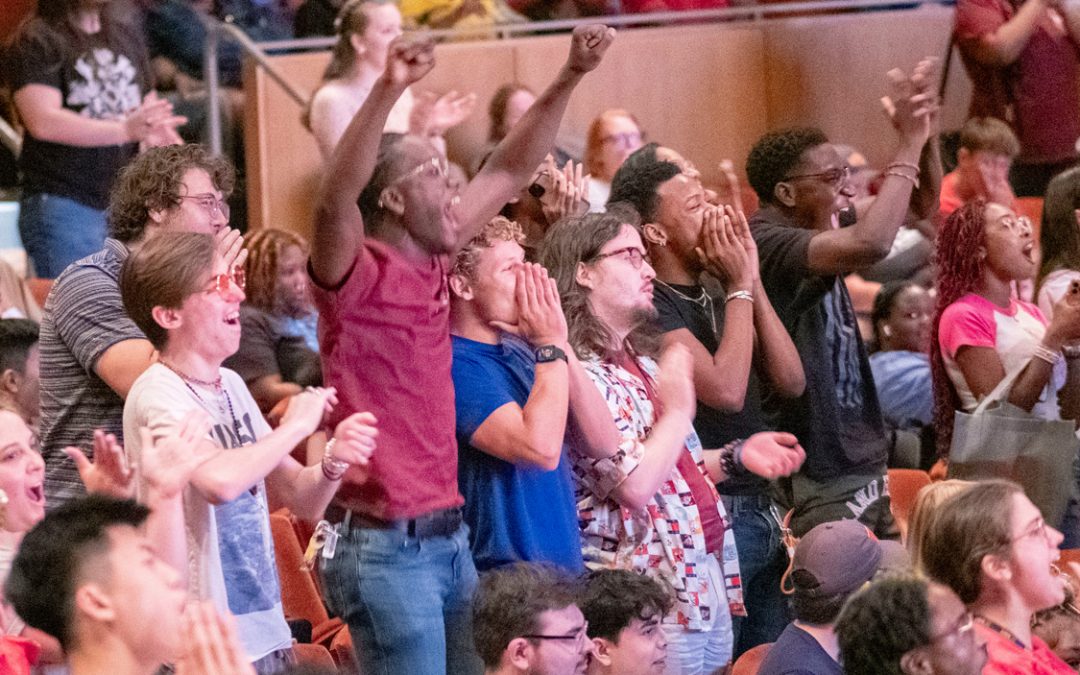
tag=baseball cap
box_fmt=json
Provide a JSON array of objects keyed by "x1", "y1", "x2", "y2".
[{"x1": 792, "y1": 519, "x2": 909, "y2": 598}]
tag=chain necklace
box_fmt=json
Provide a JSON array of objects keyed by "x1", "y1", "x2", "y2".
[
  {"x1": 654, "y1": 279, "x2": 718, "y2": 334},
  {"x1": 159, "y1": 359, "x2": 242, "y2": 441}
]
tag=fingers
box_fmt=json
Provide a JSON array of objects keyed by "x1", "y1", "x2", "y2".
[{"x1": 63, "y1": 446, "x2": 92, "y2": 473}]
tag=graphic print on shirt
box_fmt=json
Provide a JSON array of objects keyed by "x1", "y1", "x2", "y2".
[{"x1": 68, "y1": 48, "x2": 140, "y2": 118}]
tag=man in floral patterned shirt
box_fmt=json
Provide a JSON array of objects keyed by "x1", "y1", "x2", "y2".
[{"x1": 540, "y1": 206, "x2": 806, "y2": 675}]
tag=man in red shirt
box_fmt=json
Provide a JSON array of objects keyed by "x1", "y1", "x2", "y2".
[
  {"x1": 955, "y1": 0, "x2": 1080, "y2": 195},
  {"x1": 308, "y1": 27, "x2": 614, "y2": 675}
]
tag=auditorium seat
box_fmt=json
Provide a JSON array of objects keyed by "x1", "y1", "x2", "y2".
[
  {"x1": 330, "y1": 628, "x2": 358, "y2": 674},
  {"x1": 732, "y1": 642, "x2": 772, "y2": 675},
  {"x1": 293, "y1": 642, "x2": 335, "y2": 668},
  {"x1": 268, "y1": 511, "x2": 346, "y2": 647},
  {"x1": 1015, "y1": 197, "x2": 1043, "y2": 241},
  {"x1": 26, "y1": 278, "x2": 52, "y2": 309},
  {"x1": 888, "y1": 468, "x2": 931, "y2": 544}
]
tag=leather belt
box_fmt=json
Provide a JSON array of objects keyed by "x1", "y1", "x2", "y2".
[{"x1": 325, "y1": 504, "x2": 463, "y2": 539}]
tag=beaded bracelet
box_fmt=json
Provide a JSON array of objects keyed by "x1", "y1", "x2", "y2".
[
  {"x1": 322, "y1": 438, "x2": 350, "y2": 481},
  {"x1": 886, "y1": 161, "x2": 920, "y2": 174},
  {"x1": 726, "y1": 290, "x2": 754, "y2": 304},
  {"x1": 884, "y1": 170, "x2": 919, "y2": 189},
  {"x1": 719, "y1": 440, "x2": 748, "y2": 478}
]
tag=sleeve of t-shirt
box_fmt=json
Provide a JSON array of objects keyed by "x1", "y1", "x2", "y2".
[
  {"x1": 124, "y1": 368, "x2": 203, "y2": 472},
  {"x1": 653, "y1": 285, "x2": 688, "y2": 333},
  {"x1": 226, "y1": 308, "x2": 280, "y2": 384},
  {"x1": 753, "y1": 220, "x2": 814, "y2": 288},
  {"x1": 452, "y1": 350, "x2": 518, "y2": 442},
  {"x1": 955, "y1": 0, "x2": 1007, "y2": 41},
  {"x1": 938, "y1": 298, "x2": 997, "y2": 360},
  {"x1": 52, "y1": 266, "x2": 147, "y2": 373},
  {"x1": 5, "y1": 22, "x2": 65, "y2": 92}
]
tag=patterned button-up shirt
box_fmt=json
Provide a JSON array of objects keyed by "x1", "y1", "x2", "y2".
[{"x1": 573, "y1": 353, "x2": 746, "y2": 630}]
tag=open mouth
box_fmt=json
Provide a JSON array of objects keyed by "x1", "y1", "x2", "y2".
[
  {"x1": 1022, "y1": 242, "x2": 1036, "y2": 263},
  {"x1": 224, "y1": 311, "x2": 240, "y2": 326},
  {"x1": 26, "y1": 485, "x2": 43, "y2": 505}
]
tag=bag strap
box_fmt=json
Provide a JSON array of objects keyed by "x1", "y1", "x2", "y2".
[
  {"x1": 778, "y1": 507, "x2": 798, "y2": 596},
  {"x1": 938, "y1": 34, "x2": 956, "y2": 102}
]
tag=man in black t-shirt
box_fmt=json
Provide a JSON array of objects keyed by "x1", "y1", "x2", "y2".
[
  {"x1": 609, "y1": 143, "x2": 805, "y2": 656},
  {"x1": 744, "y1": 60, "x2": 940, "y2": 539}
]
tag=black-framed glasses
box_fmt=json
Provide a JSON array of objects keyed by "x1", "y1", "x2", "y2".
[
  {"x1": 590, "y1": 246, "x2": 651, "y2": 270},
  {"x1": 783, "y1": 165, "x2": 851, "y2": 187},
  {"x1": 522, "y1": 622, "x2": 589, "y2": 649},
  {"x1": 179, "y1": 193, "x2": 230, "y2": 220}
]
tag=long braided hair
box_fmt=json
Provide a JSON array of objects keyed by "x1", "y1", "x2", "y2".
[
  {"x1": 242, "y1": 228, "x2": 309, "y2": 315},
  {"x1": 930, "y1": 200, "x2": 988, "y2": 456}
]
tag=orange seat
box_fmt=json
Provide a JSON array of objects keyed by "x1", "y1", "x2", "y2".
[
  {"x1": 1058, "y1": 548, "x2": 1080, "y2": 580},
  {"x1": 268, "y1": 511, "x2": 345, "y2": 647},
  {"x1": 25, "y1": 278, "x2": 52, "y2": 309},
  {"x1": 330, "y1": 628, "x2": 358, "y2": 674},
  {"x1": 293, "y1": 642, "x2": 335, "y2": 668},
  {"x1": 732, "y1": 642, "x2": 772, "y2": 675},
  {"x1": 1016, "y1": 197, "x2": 1043, "y2": 242},
  {"x1": 888, "y1": 468, "x2": 932, "y2": 544}
]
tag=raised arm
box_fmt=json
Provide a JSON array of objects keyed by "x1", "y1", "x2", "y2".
[
  {"x1": 310, "y1": 36, "x2": 436, "y2": 287},
  {"x1": 455, "y1": 25, "x2": 615, "y2": 247},
  {"x1": 961, "y1": 0, "x2": 1053, "y2": 66},
  {"x1": 805, "y1": 61, "x2": 935, "y2": 276},
  {"x1": 469, "y1": 264, "x2": 569, "y2": 471}
]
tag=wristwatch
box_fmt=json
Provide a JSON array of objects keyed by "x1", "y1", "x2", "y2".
[{"x1": 535, "y1": 344, "x2": 568, "y2": 364}]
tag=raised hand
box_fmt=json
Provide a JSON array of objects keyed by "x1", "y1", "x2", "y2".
[
  {"x1": 657, "y1": 343, "x2": 696, "y2": 422},
  {"x1": 727, "y1": 204, "x2": 759, "y2": 284},
  {"x1": 214, "y1": 228, "x2": 247, "y2": 273},
  {"x1": 125, "y1": 92, "x2": 187, "y2": 145},
  {"x1": 330, "y1": 411, "x2": 379, "y2": 468},
  {"x1": 175, "y1": 602, "x2": 255, "y2": 675},
  {"x1": 428, "y1": 90, "x2": 478, "y2": 135},
  {"x1": 490, "y1": 263, "x2": 568, "y2": 347},
  {"x1": 139, "y1": 411, "x2": 219, "y2": 500},
  {"x1": 880, "y1": 61, "x2": 937, "y2": 149},
  {"x1": 279, "y1": 387, "x2": 339, "y2": 436},
  {"x1": 540, "y1": 156, "x2": 591, "y2": 224},
  {"x1": 739, "y1": 431, "x2": 806, "y2": 480},
  {"x1": 695, "y1": 206, "x2": 753, "y2": 292},
  {"x1": 718, "y1": 159, "x2": 744, "y2": 213},
  {"x1": 384, "y1": 35, "x2": 437, "y2": 89},
  {"x1": 65, "y1": 429, "x2": 134, "y2": 499},
  {"x1": 565, "y1": 24, "x2": 616, "y2": 75}
]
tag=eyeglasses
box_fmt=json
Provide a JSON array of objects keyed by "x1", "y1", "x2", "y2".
[
  {"x1": 1009, "y1": 518, "x2": 1054, "y2": 545},
  {"x1": 998, "y1": 215, "x2": 1033, "y2": 234},
  {"x1": 601, "y1": 132, "x2": 644, "y2": 149},
  {"x1": 783, "y1": 165, "x2": 852, "y2": 187},
  {"x1": 522, "y1": 622, "x2": 590, "y2": 649},
  {"x1": 927, "y1": 612, "x2": 974, "y2": 644},
  {"x1": 178, "y1": 193, "x2": 230, "y2": 220},
  {"x1": 378, "y1": 156, "x2": 450, "y2": 209},
  {"x1": 203, "y1": 267, "x2": 246, "y2": 298},
  {"x1": 590, "y1": 246, "x2": 651, "y2": 270}
]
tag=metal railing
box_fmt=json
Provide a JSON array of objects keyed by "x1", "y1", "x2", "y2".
[{"x1": 202, "y1": 0, "x2": 955, "y2": 153}]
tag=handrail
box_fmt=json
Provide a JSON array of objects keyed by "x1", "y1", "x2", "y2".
[
  {"x1": 0, "y1": 118, "x2": 21, "y2": 159},
  {"x1": 201, "y1": 0, "x2": 955, "y2": 153}
]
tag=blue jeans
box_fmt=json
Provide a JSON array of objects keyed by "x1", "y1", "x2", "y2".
[
  {"x1": 318, "y1": 521, "x2": 483, "y2": 675},
  {"x1": 18, "y1": 192, "x2": 107, "y2": 278},
  {"x1": 723, "y1": 494, "x2": 791, "y2": 658}
]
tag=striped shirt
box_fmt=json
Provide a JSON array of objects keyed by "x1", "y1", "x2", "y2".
[{"x1": 38, "y1": 238, "x2": 145, "y2": 509}]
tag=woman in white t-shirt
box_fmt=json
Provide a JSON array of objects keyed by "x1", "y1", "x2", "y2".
[
  {"x1": 932, "y1": 200, "x2": 1080, "y2": 484},
  {"x1": 1038, "y1": 166, "x2": 1080, "y2": 320},
  {"x1": 304, "y1": 0, "x2": 474, "y2": 160}
]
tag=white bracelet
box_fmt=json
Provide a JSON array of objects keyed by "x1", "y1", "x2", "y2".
[
  {"x1": 726, "y1": 290, "x2": 754, "y2": 304},
  {"x1": 1033, "y1": 344, "x2": 1063, "y2": 366},
  {"x1": 321, "y1": 438, "x2": 349, "y2": 481}
]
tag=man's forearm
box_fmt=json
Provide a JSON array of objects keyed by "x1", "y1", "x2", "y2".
[{"x1": 912, "y1": 136, "x2": 942, "y2": 221}]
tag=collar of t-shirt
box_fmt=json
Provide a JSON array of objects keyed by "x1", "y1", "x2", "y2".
[{"x1": 615, "y1": 351, "x2": 726, "y2": 555}]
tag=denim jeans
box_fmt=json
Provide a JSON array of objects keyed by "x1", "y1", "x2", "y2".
[
  {"x1": 318, "y1": 521, "x2": 483, "y2": 675},
  {"x1": 18, "y1": 192, "x2": 107, "y2": 278},
  {"x1": 723, "y1": 494, "x2": 792, "y2": 658}
]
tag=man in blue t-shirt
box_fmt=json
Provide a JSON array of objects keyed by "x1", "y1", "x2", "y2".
[{"x1": 449, "y1": 216, "x2": 616, "y2": 573}]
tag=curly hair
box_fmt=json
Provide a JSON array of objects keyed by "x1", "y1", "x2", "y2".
[
  {"x1": 930, "y1": 200, "x2": 988, "y2": 456},
  {"x1": 869, "y1": 280, "x2": 919, "y2": 352},
  {"x1": 609, "y1": 143, "x2": 681, "y2": 223},
  {"x1": 1039, "y1": 166, "x2": 1080, "y2": 289},
  {"x1": 472, "y1": 564, "x2": 581, "y2": 669},
  {"x1": 745, "y1": 127, "x2": 829, "y2": 206},
  {"x1": 451, "y1": 216, "x2": 524, "y2": 280},
  {"x1": 108, "y1": 145, "x2": 234, "y2": 244},
  {"x1": 539, "y1": 205, "x2": 659, "y2": 361},
  {"x1": 579, "y1": 569, "x2": 674, "y2": 643},
  {"x1": 836, "y1": 574, "x2": 933, "y2": 675},
  {"x1": 243, "y1": 228, "x2": 309, "y2": 314},
  {"x1": 488, "y1": 83, "x2": 533, "y2": 143},
  {"x1": 920, "y1": 479, "x2": 1020, "y2": 604}
]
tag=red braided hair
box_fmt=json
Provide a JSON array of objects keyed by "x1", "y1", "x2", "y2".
[{"x1": 931, "y1": 200, "x2": 988, "y2": 457}]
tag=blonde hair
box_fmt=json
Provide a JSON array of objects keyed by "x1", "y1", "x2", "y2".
[
  {"x1": 907, "y1": 479, "x2": 976, "y2": 574},
  {"x1": 451, "y1": 216, "x2": 524, "y2": 280}
]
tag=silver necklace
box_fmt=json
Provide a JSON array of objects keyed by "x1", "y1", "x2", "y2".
[{"x1": 654, "y1": 279, "x2": 718, "y2": 334}]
